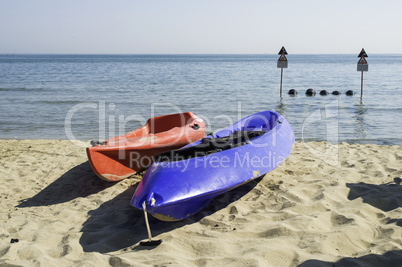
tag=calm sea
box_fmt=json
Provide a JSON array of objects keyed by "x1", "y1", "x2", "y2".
[{"x1": 1, "y1": 54, "x2": 401, "y2": 145}]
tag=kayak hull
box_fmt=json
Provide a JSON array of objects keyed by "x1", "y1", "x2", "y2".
[
  {"x1": 86, "y1": 112, "x2": 205, "y2": 181},
  {"x1": 131, "y1": 110, "x2": 294, "y2": 221}
]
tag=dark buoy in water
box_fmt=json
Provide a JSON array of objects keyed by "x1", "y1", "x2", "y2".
[
  {"x1": 319, "y1": 90, "x2": 328, "y2": 96},
  {"x1": 332, "y1": 91, "x2": 341, "y2": 95},
  {"x1": 305, "y1": 88, "x2": 316, "y2": 96},
  {"x1": 346, "y1": 90, "x2": 354, "y2": 96},
  {"x1": 288, "y1": 89, "x2": 297, "y2": 95}
]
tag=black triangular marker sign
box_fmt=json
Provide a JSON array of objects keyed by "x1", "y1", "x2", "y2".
[
  {"x1": 278, "y1": 46, "x2": 288, "y2": 55},
  {"x1": 358, "y1": 49, "x2": 368, "y2": 58}
]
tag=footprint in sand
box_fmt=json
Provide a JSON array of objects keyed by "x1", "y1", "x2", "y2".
[{"x1": 330, "y1": 213, "x2": 354, "y2": 226}]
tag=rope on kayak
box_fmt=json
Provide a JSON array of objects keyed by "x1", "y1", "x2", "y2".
[
  {"x1": 140, "y1": 201, "x2": 162, "y2": 247},
  {"x1": 150, "y1": 198, "x2": 156, "y2": 206}
]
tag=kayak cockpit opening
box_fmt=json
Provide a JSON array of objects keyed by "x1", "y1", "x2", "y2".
[{"x1": 155, "y1": 130, "x2": 266, "y2": 162}]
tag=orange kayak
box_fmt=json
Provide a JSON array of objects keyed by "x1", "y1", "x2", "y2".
[{"x1": 86, "y1": 112, "x2": 205, "y2": 181}]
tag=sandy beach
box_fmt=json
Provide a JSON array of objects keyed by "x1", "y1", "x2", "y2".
[{"x1": 0, "y1": 139, "x2": 401, "y2": 266}]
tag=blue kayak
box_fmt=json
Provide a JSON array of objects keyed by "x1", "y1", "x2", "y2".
[{"x1": 131, "y1": 110, "x2": 294, "y2": 221}]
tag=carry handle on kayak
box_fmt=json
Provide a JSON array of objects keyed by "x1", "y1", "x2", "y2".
[{"x1": 190, "y1": 123, "x2": 200, "y2": 130}]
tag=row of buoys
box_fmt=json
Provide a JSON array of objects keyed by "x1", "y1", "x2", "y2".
[{"x1": 288, "y1": 89, "x2": 355, "y2": 96}]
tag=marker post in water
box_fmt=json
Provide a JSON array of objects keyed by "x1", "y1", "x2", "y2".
[
  {"x1": 277, "y1": 46, "x2": 288, "y2": 97},
  {"x1": 357, "y1": 48, "x2": 368, "y2": 97}
]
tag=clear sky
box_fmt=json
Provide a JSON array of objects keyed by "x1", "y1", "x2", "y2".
[{"x1": 1, "y1": 0, "x2": 401, "y2": 54}]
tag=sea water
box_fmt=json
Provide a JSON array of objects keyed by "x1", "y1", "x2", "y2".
[{"x1": 0, "y1": 54, "x2": 401, "y2": 145}]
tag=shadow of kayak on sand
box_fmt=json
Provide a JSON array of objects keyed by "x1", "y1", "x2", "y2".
[
  {"x1": 346, "y1": 178, "x2": 402, "y2": 212},
  {"x1": 79, "y1": 177, "x2": 262, "y2": 253},
  {"x1": 298, "y1": 250, "x2": 402, "y2": 267},
  {"x1": 16, "y1": 161, "x2": 116, "y2": 208}
]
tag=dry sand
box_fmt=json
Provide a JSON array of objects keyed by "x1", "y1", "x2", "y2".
[{"x1": 0, "y1": 139, "x2": 401, "y2": 266}]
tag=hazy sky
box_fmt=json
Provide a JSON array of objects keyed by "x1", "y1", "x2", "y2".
[{"x1": 1, "y1": 0, "x2": 401, "y2": 54}]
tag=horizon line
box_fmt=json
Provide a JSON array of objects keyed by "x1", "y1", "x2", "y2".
[{"x1": 1, "y1": 52, "x2": 402, "y2": 56}]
